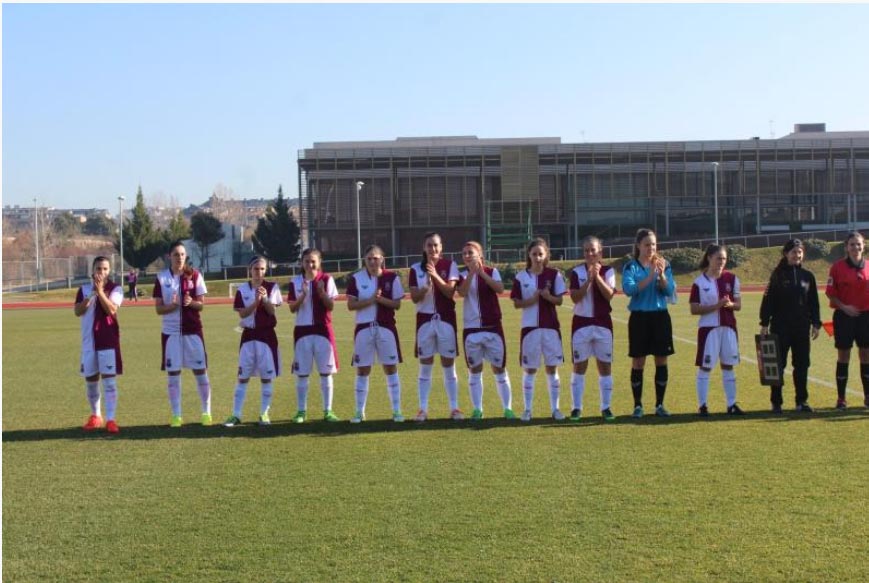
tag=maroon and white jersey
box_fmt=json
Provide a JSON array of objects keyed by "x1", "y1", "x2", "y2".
[
  {"x1": 689, "y1": 271, "x2": 740, "y2": 330},
  {"x1": 409, "y1": 258, "x2": 459, "y2": 319},
  {"x1": 153, "y1": 268, "x2": 207, "y2": 335},
  {"x1": 288, "y1": 272, "x2": 337, "y2": 341},
  {"x1": 346, "y1": 269, "x2": 404, "y2": 326},
  {"x1": 510, "y1": 267, "x2": 566, "y2": 330},
  {"x1": 568, "y1": 264, "x2": 615, "y2": 331},
  {"x1": 234, "y1": 280, "x2": 283, "y2": 341},
  {"x1": 76, "y1": 281, "x2": 124, "y2": 353},
  {"x1": 459, "y1": 266, "x2": 503, "y2": 329}
]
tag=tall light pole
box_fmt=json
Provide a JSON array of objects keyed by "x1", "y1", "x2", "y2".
[
  {"x1": 33, "y1": 198, "x2": 40, "y2": 286},
  {"x1": 712, "y1": 162, "x2": 720, "y2": 244},
  {"x1": 355, "y1": 181, "x2": 364, "y2": 269},
  {"x1": 118, "y1": 196, "x2": 125, "y2": 282}
]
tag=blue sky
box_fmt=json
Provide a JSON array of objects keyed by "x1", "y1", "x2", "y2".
[{"x1": 3, "y1": 3, "x2": 868, "y2": 214}]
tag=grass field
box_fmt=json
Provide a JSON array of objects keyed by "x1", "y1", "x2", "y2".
[{"x1": 3, "y1": 293, "x2": 868, "y2": 582}]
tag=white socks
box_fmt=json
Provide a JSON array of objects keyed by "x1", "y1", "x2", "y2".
[
  {"x1": 233, "y1": 381, "x2": 248, "y2": 417},
  {"x1": 522, "y1": 371, "x2": 536, "y2": 412},
  {"x1": 355, "y1": 375, "x2": 370, "y2": 414},
  {"x1": 599, "y1": 375, "x2": 613, "y2": 411},
  {"x1": 296, "y1": 376, "x2": 309, "y2": 411},
  {"x1": 495, "y1": 372, "x2": 512, "y2": 410},
  {"x1": 167, "y1": 375, "x2": 182, "y2": 417},
  {"x1": 194, "y1": 372, "x2": 211, "y2": 414},
  {"x1": 547, "y1": 371, "x2": 561, "y2": 413},
  {"x1": 443, "y1": 365, "x2": 459, "y2": 410},
  {"x1": 418, "y1": 364, "x2": 433, "y2": 411},
  {"x1": 102, "y1": 377, "x2": 117, "y2": 421},
  {"x1": 260, "y1": 380, "x2": 273, "y2": 416},
  {"x1": 386, "y1": 373, "x2": 401, "y2": 413},
  {"x1": 469, "y1": 372, "x2": 484, "y2": 410},
  {"x1": 320, "y1": 375, "x2": 334, "y2": 411},
  {"x1": 696, "y1": 368, "x2": 711, "y2": 406},
  {"x1": 86, "y1": 380, "x2": 101, "y2": 416},
  {"x1": 570, "y1": 373, "x2": 585, "y2": 411},
  {"x1": 722, "y1": 369, "x2": 737, "y2": 407}
]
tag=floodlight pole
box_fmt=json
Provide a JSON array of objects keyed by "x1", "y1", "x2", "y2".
[
  {"x1": 355, "y1": 181, "x2": 364, "y2": 269},
  {"x1": 34, "y1": 198, "x2": 40, "y2": 286},
  {"x1": 118, "y1": 196, "x2": 126, "y2": 282},
  {"x1": 712, "y1": 162, "x2": 720, "y2": 244}
]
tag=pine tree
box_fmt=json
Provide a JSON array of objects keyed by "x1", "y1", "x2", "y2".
[
  {"x1": 118, "y1": 186, "x2": 165, "y2": 270},
  {"x1": 252, "y1": 185, "x2": 301, "y2": 263},
  {"x1": 190, "y1": 211, "x2": 225, "y2": 272}
]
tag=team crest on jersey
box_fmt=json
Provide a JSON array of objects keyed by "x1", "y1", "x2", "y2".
[
  {"x1": 725, "y1": 283, "x2": 732, "y2": 293},
  {"x1": 384, "y1": 282, "x2": 391, "y2": 293},
  {"x1": 361, "y1": 283, "x2": 369, "y2": 290}
]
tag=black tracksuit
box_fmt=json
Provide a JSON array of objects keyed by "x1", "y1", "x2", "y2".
[{"x1": 759, "y1": 263, "x2": 822, "y2": 406}]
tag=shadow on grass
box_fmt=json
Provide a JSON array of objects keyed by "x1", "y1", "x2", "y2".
[{"x1": 3, "y1": 408, "x2": 866, "y2": 442}]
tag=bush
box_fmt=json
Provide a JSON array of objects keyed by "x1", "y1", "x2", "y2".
[
  {"x1": 727, "y1": 244, "x2": 748, "y2": 267},
  {"x1": 661, "y1": 247, "x2": 704, "y2": 272},
  {"x1": 497, "y1": 263, "x2": 519, "y2": 289},
  {"x1": 802, "y1": 238, "x2": 830, "y2": 260}
]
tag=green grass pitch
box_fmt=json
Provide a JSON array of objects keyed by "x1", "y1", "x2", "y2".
[{"x1": 3, "y1": 293, "x2": 868, "y2": 582}]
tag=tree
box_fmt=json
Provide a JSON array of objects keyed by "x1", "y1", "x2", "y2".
[
  {"x1": 252, "y1": 185, "x2": 301, "y2": 263},
  {"x1": 82, "y1": 213, "x2": 115, "y2": 236},
  {"x1": 190, "y1": 211, "x2": 224, "y2": 272},
  {"x1": 165, "y1": 210, "x2": 191, "y2": 242},
  {"x1": 52, "y1": 212, "x2": 81, "y2": 239},
  {"x1": 118, "y1": 185, "x2": 166, "y2": 270}
]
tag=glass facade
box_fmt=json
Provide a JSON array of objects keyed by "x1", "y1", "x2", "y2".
[{"x1": 298, "y1": 137, "x2": 869, "y2": 258}]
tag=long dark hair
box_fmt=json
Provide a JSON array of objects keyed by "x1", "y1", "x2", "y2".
[
  {"x1": 168, "y1": 240, "x2": 194, "y2": 278},
  {"x1": 525, "y1": 237, "x2": 550, "y2": 270},
  {"x1": 421, "y1": 232, "x2": 441, "y2": 265},
  {"x1": 775, "y1": 239, "x2": 803, "y2": 271},
  {"x1": 632, "y1": 228, "x2": 656, "y2": 260},
  {"x1": 699, "y1": 244, "x2": 727, "y2": 271}
]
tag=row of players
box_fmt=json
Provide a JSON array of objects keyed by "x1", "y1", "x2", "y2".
[{"x1": 75, "y1": 229, "x2": 869, "y2": 434}]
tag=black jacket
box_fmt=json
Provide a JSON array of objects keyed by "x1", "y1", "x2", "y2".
[{"x1": 759, "y1": 263, "x2": 822, "y2": 329}]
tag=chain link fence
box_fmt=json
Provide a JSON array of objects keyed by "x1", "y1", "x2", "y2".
[{"x1": 2, "y1": 254, "x2": 125, "y2": 293}]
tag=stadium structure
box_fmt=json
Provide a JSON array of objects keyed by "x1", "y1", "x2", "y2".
[{"x1": 297, "y1": 123, "x2": 869, "y2": 258}]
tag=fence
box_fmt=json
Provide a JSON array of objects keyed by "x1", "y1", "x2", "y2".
[
  {"x1": 248, "y1": 228, "x2": 861, "y2": 278},
  {"x1": 4, "y1": 228, "x2": 855, "y2": 294},
  {"x1": 2, "y1": 254, "x2": 126, "y2": 293}
]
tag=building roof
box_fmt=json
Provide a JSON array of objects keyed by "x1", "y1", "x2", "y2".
[
  {"x1": 312, "y1": 136, "x2": 561, "y2": 149},
  {"x1": 779, "y1": 130, "x2": 869, "y2": 140}
]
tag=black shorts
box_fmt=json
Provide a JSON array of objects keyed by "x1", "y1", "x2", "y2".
[
  {"x1": 628, "y1": 310, "x2": 675, "y2": 358},
  {"x1": 833, "y1": 310, "x2": 869, "y2": 349}
]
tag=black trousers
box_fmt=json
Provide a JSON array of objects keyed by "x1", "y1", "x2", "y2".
[{"x1": 770, "y1": 323, "x2": 811, "y2": 406}]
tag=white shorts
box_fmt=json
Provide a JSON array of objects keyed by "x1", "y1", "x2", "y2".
[
  {"x1": 571, "y1": 326, "x2": 614, "y2": 363},
  {"x1": 353, "y1": 325, "x2": 401, "y2": 367},
  {"x1": 238, "y1": 340, "x2": 281, "y2": 380},
  {"x1": 416, "y1": 319, "x2": 458, "y2": 360},
  {"x1": 162, "y1": 333, "x2": 207, "y2": 372},
  {"x1": 293, "y1": 334, "x2": 337, "y2": 376},
  {"x1": 521, "y1": 328, "x2": 564, "y2": 368},
  {"x1": 697, "y1": 327, "x2": 740, "y2": 369},
  {"x1": 464, "y1": 331, "x2": 506, "y2": 369},
  {"x1": 80, "y1": 348, "x2": 119, "y2": 378}
]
